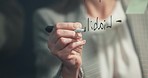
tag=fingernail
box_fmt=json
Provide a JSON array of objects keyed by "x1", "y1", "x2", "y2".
[
  {"x1": 77, "y1": 33, "x2": 82, "y2": 38},
  {"x1": 74, "y1": 22, "x2": 82, "y2": 29},
  {"x1": 82, "y1": 40, "x2": 86, "y2": 44},
  {"x1": 76, "y1": 23, "x2": 82, "y2": 28}
]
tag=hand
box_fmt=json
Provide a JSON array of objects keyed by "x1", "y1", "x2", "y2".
[{"x1": 48, "y1": 22, "x2": 86, "y2": 78}]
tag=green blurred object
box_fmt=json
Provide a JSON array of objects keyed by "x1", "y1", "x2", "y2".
[{"x1": 126, "y1": 0, "x2": 148, "y2": 14}]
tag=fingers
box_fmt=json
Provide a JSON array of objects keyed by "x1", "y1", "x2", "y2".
[
  {"x1": 53, "y1": 29, "x2": 79, "y2": 42},
  {"x1": 56, "y1": 40, "x2": 86, "y2": 61},
  {"x1": 55, "y1": 37, "x2": 74, "y2": 50},
  {"x1": 55, "y1": 22, "x2": 82, "y2": 30},
  {"x1": 61, "y1": 40, "x2": 86, "y2": 54},
  {"x1": 50, "y1": 23, "x2": 83, "y2": 43},
  {"x1": 48, "y1": 22, "x2": 83, "y2": 48},
  {"x1": 48, "y1": 22, "x2": 85, "y2": 68}
]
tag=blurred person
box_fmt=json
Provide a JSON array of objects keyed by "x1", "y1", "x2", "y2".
[
  {"x1": 33, "y1": 0, "x2": 148, "y2": 78},
  {"x1": 0, "y1": 0, "x2": 24, "y2": 77},
  {"x1": 0, "y1": 0, "x2": 24, "y2": 56}
]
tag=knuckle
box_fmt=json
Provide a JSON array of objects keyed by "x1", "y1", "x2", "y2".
[
  {"x1": 59, "y1": 37, "x2": 66, "y2": 45},
  {"x1": 72, "y1": 31, "x2": 76, "y2": 34},
  {"x1": 71, "y1": 31, "x2": 76, "y2": 38},
  {"x1": 55, "y1": 23, "x2": 61, "y2": 29},
  {"x1": 55, "y1": 29, "x2": 61, "y2": 37}
]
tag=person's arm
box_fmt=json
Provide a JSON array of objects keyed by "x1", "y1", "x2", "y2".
[
  {"x1": 33, "y1": 9, "x2": 86, "y2": 78},
  {"x1": 47, "y1": 22, "x2": 85, "y2": 78},
  {"x1": 58, "y1": 65, "x2": 84, "y2": 78},
  {"x1": 0, "y1": 0, "x2": 24, "y2": 55}
]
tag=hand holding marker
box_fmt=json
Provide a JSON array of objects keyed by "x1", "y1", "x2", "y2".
[
  {"x1": 45, "y1": 23, "x2": 86, "y2": 78},
  {"x1": 45, "y1": 26, "x2": 86, "y2": 33}
]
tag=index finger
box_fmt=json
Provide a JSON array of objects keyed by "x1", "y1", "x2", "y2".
[{"x1": 55, "y1": 22, "x2": 82, "y2": 30}]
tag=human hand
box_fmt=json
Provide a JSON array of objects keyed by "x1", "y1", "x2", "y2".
[{"x1": 47, "y1": 22, "x2": 86, "y2": 78}]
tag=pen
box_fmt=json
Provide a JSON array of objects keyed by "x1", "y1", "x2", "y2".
[{"x1": 45, "y1": 26, "x2": 85, "y2": 33}]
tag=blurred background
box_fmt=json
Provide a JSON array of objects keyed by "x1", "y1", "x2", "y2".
[{"x1": 0, "y1": 0, "x2": 58, "y2": 78}]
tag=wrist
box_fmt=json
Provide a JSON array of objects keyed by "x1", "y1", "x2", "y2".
[{"x1": 61, "y1": 65, "x2": 80, "y2": 78}]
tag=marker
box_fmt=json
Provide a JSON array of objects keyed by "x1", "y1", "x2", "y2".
[
  {"x1": 45, "y1": 26, "x2": 85, "y2": 33},
  {"x1": 74, "y1": 28, "x2": 85, "y2": 33}
]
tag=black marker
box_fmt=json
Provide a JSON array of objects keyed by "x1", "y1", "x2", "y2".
[{"x1": 45, "y1": 26, "x2": 85, "y2": 33}]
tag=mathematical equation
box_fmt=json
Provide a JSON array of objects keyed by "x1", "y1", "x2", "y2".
[{"x1": 82, "y1": 16, "x2": 122, "y2": 32}]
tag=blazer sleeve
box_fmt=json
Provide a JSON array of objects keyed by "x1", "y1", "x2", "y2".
[{"x1": 33, "y1": 9, "x2": 62, "y2": 78}]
